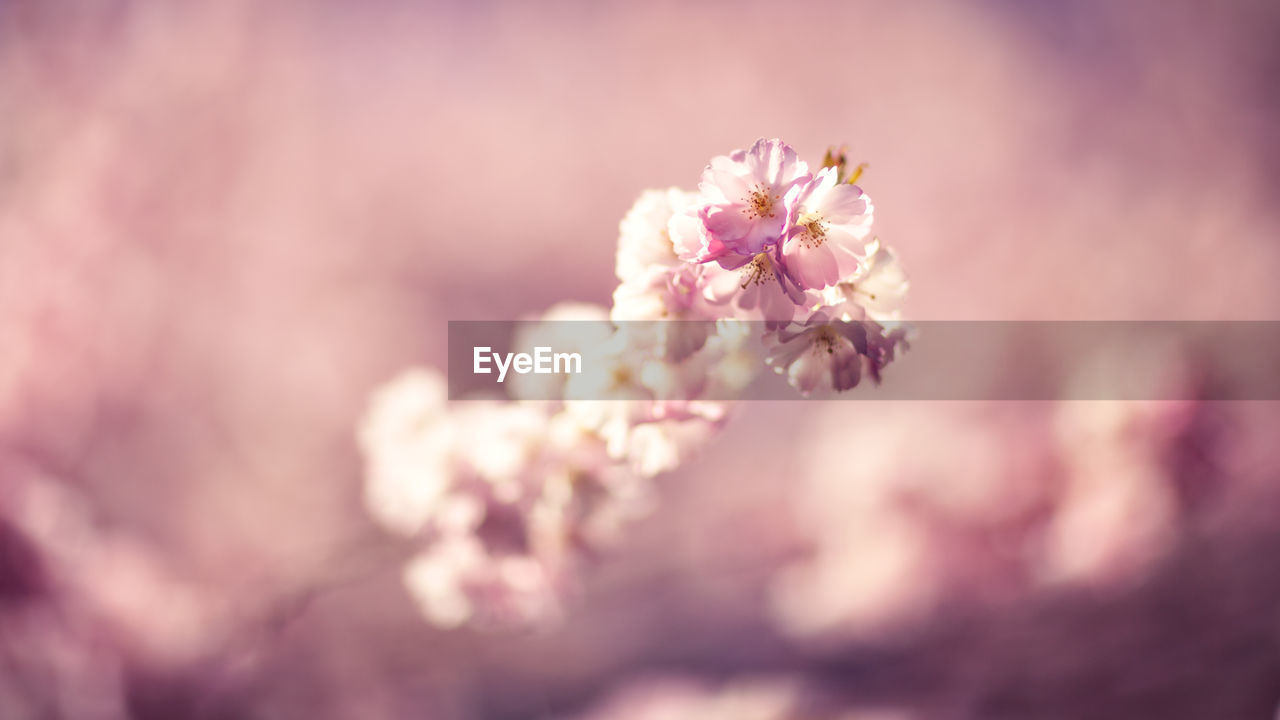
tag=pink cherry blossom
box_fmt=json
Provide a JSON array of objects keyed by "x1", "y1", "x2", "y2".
[
  {"x1": 670, "y1": 138, "x2": 811, "y2": 265},
  {"x1": 699, "y1": 249, "x2": 805, "y2": 327},
  {"x1": 779, "y1": 167, "x2": 876, "y2": 291},
  {"x1": 764, "y1": 305, "x2": 908, "y2": 396}
]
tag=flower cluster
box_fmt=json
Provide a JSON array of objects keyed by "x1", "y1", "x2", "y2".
[
  {"x1": 360, "y1": 366, "x2": 654, "y2": 629},
  {"x1": 617, "y1": 139, "x2": 910, "y2": 395},
  {"x1": 359, "y1": 140, "x2": 910, "y2": 628}
]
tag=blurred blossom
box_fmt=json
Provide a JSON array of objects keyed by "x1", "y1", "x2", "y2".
[
  {"x1": 565, "y1": 676, "x2": 886, "y2": 720},
  {"x1": 562, "y1": 324, "x2": 732, "y2": 476},
  {"x1": 0, "y1": 605, "x2": 127, "y2": 720},
  {"x1": 612, "y1": 190, "x2": 719, "y2": 362},
  {"x1": 1038, "y1": 399, "x2": 1196, "y2": 585},
  {"x1": 360, "y1": 312, "x2": 737, "y2": 627},
  {"x1": 3, "y1": 0, "x2": 1278, "y2": 716},
  {"x1": 615, "y1": 189, "x2": 700, "y2": 285},
  {"x1": 511, "y1": 302, "x2": 615, "y2": 400},
  {"x1": 771, "y1": 404, "x2": 1048, "y2": 639},
  {"x1": 4, "y1": 470, "x2": 226, "y2": 665},
  {"x1": 359, "y1": 367, "x2": 650, "y2": 629},
  {"x1": 773, "y1": 388, "x2": 1221, "y2": 641},
  {"x1": 358, "y1": 369, "x2": 456, "y2": 536},
  {"x1": 403, "y1": 534, "x2": 561, "y2": 630},
  {"x1": 0, "y1": 465, "x2": 239, "y2": 719}
]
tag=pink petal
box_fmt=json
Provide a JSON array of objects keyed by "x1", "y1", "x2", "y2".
[
  {"x1": 702, "y1": 205, "x2": 751, "y2": 245},
  {"x1": 668, "y1": 208, "x2": 708, "y2": 262},
  {"x1": 818, "y1": 183, "x2": 871, "y2": 223},
  {"x1": 782, "y1": 238, "x2": 840, "y2": 290},
  {"x1": 787, "y1": 349, "x2": 827, "y2": 395}
]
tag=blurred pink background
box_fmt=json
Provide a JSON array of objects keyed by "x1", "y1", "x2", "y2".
[{"x1": 2, "y1": 1, "x2": 1280, "y2": 718}]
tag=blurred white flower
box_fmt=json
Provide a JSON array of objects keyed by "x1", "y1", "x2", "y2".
[
  {"x1": 563, "y1": 324, "x2": 729, "y2": 477},
  {"x1": 359, "y1": 365, "x2": 663, "y2": 628},
  {"x1": 615, "y1": 188, "x2": 699, "y2": 283},
  {"x1": 817, "y1": 245, "x2": 909, "y2": 323},
  {"x1": 613, "y1": 189, "x2": 721, "y2": 362},
  {"x1": 510, "y1": 302, "x2": 613, "y2": 401},
  {"x1": 357, "y1": 369, "x2": 455, "y2": 536},
  {"x1": 403, "y1": 535, "x2": 561, "y2": 630}
]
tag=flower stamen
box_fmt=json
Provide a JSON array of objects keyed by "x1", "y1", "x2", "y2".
[
  {"x1": 798, "y1": 215, "x2": 828, "y2": 249},
  {"x1": 813, "y1": 325, "x2": 840, "y2": 355},
  {"x1": 739, "y1": 252, "x2": 776, "y2": 289},
  {"x1": 742, "y1": 184, "x2": 780, "y2": 220},
  {"x1": 610, "y1": 365, "x2": 634, "y2": 389}
]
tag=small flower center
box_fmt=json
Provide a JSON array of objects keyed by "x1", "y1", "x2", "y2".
[
  {"x1": 812, "y1": 325, "x2": 840, "y2": 355},
  {"x1": 742, "y1": 184, "x2": 780, "y2": 220},
  {"x1": 798, "y1": 215, "x2": 827, "y2": 249},
  {"x1": 739, "y1": 252, "x2": 776, "y2": 289},
  {"x1": 610, "y1": 365, "x2": 634, "y2": 388}
]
